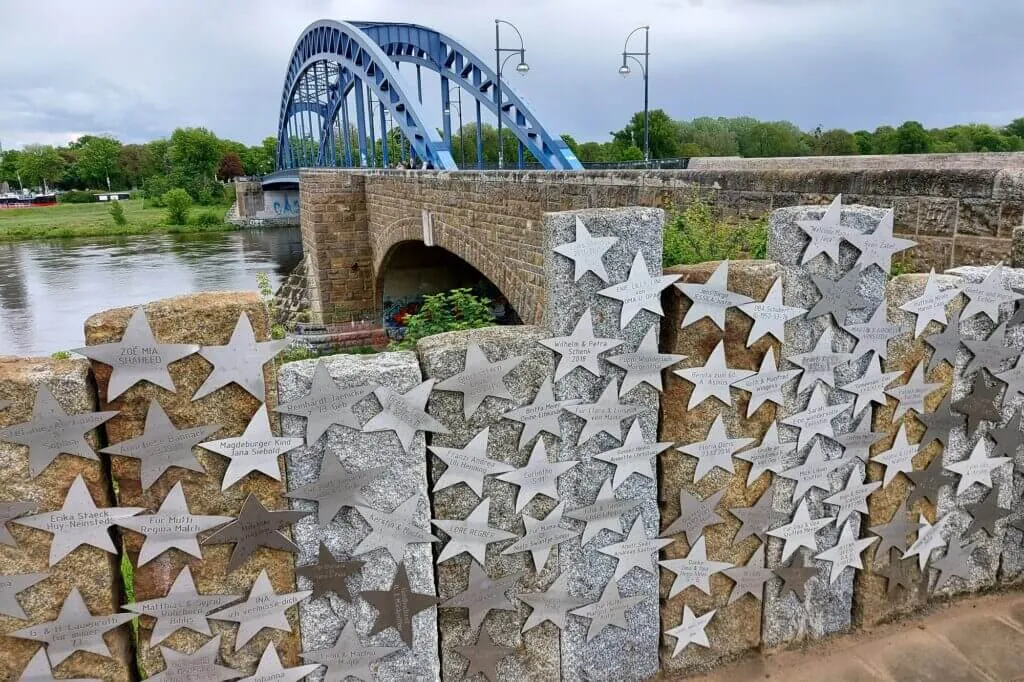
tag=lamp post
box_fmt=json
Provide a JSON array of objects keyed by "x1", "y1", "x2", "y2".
[
  {"x1": 443, "y1": 86, "x2": 467, "y2": 168},
  {"x1": 495, "y1": 19, "x2": 529, "y2": 170},
  {"x1": 619, "y1": 25, "x2": 650, "y2": 164}
]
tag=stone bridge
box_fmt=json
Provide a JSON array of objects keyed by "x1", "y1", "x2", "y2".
[{"x1": 282, "y1": 155, "x2": 1024, "y2": 325}]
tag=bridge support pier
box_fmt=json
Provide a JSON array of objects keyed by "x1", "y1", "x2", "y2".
[
  {"x1": 299, "y1": 169, "x2": 375, "y2": 324},
  {"x1": 234, "y1": 179, "x2": 264, "y2": 218}
]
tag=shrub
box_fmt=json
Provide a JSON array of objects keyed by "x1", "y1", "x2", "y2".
[
  {"x1": 142, "y1": 175, "x2": 172, "y2": 207},
  {"x1": 396, "y1": 288, "x2": 495, "y2": 350},
  {"x1": 59, "y1": 190, "x2": 97, "y2": 204},
  {"x1": 163, "y1": 188, "x2": 192, "y2": 225},
  {"x1": 191, "y1": 211, "x2": 222, "y2": 226},
  {"x1": 663, "y1": 194, "x2": 770, "y2": 267},
  {"x1": 109, "y1": 201, "x2": 127, "y2": 226},
  {"x1": 50, "y1": 350, "x2": 70, "y2": 360}
]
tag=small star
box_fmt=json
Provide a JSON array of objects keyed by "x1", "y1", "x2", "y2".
[
  {"x1": 675, "y1": 414, "x2": 755, "y2": 482},
  {"x1": 208, "y1": 568, "x2": 310, "y2": 651},
  {"x1": 844, "y1": 301, "x2": 904, "y2": 360},
  {"x1": 794, "y1": 194, "x2": 848, "y2": 264},
  {"x1": 905, "y1": 452, "x2": 950, "y2": 508},
  {"x1": 675, "y1": 260, "x2": 753, "y2": 330},
  {"x1": 807, "y1": 267, "x2": 870, "y2": 325},
  {"x1": 876, "y1": 548, "x2": 922, "y2": 598},
  {"x1": 592, "y1": 419, "x2": 673, "y2": 490},
  {"x1": 923, "y1": 307, "x2": 964, "y2": 373},
  {"x1": 659, "y1": 534, "x2": 735, "y2": 598},
  {"x1": 989, "y1": 409, "x2": 1024, "y2": 461},
  {"x1": 664, "y1": 605, "x2": 716, "y2": 657},
  {"x1": 885, "y1": 362, "x2": 944, "y2": 422},
  {"x1": 944, "y1": 439, "x2": 1011, "y2": 495},
  {"x1": 538, "y1": 309, "x2": 625, "y2": 383},
  {"x1": 869, "y1": 508, "x2": 914, "y2": 563},
  {"x1": 902, "y1": 513, "x2": 950, "y2": 571},
  {"x1": 14, "y1": 646, "x2": 101, "y2": 682},
  {"x1": 296, "y1": 543, "x2": 365, "y2": 602},
  {"x1": 873, "y1": 422, "x2": 921, "y2": 487},
  {"x1": 519, "y1": 571, "x2": 591, "y2": 632},
  {"x1": 501, "y1": 377, "x2": 581, "y2": 449},
  {"x1": 823, "y1": 469, "x2": 881, "y2": 526},
  {"x1": 236, "y1": 642, "x2": 320, "y2": 682},
  {"x1": 569, "y1": 579, "x2": 647, "y2": 642},
  {"x1": 660, "y1": 487, "x2": 727, "y2": 546},
  {"x1": 147, "y1": 636, "x2": 238, "y2": 682},
  {"x1": 299, "y1": 620, "x2": 400, "y2": 682},
  {"x1": 495, "y1": 439, "x2": 579, "y2": 513},
  {"x1": 832, "y1": 413, "x2": 884, "y2": 465},
  {"x1": 731, "y1": 348, "x2": 802, "y2": 418},
  {"x1": 454, "y1": 627, "x2": 517, "y2": 682},
  {"x1": 996, "y1": 355, "x2": 1024, "y2": 401},
  {"x1": 604, "y1": 325, "x2": 687, "y2": 396},
  {"x1": 837, "y1": 351, "x2": 902, "y2": 419},
  {"x1": 767, "y1": 498, "x2": 835, "y2": 563},
  {"x1": 433, "y1": 497, "x2": 518, "y2": 566},
  {"x1": 963, "y1": 488, "x2": 1009, "y2": 539},
  {"x1": 672, "y1": 340, "x2": 756, "y2": 410},
  {"x1": 552, "y1": 215, "x2": 618, "y2": 282},
  {"x1": 285, "y1": 455, "x2": 390, "y2": 527},
  {"x1": 598, "y1": 250, "x2": 681, "y2": 328},
  {"x1": 962, "y1": 322, "x2": 1020, "y2": 379},
  {"x1": 951, "y1": 372, "x2": 1003, "y2": 437},
  {"x1": 899, "y1": 270, "x2": 962, "y2": 338},
  {"x1": 916, "y1": 393, "x2": 961, "y2": 452},
  {"x1": 734, "y1": 422, "x2": 796, "y2": 486},
  {"x1": 845, "y1": 208, "x2": 916, "y2": 273},
  {"x1": 428, "y1": 427, "x2": 516, "y2": 498},
  {"x1": 439, "y1": 563, "x2": 523, "y2": 632},
  {"x1": 722, "y1": 544, "x2": 773, "y2": 605},
  {"x1": 353, "y1": 495, "x2": 440, "y2": 563},
  {"x1": 779, "y1": 440, "x2": 847, "y2": 504},
  {"x1": 563, "y1": 380, "x2": 644, "y2": 446},
  {"x1": 501, "y1": 502, "x2": 581, "y2": 574},
  {"x1": 772, "y1": 550, "x2": 819, "y2": 602},
  {"x1": 780, "y1": 383, "x2": 853, "y2": 454},
  {"x1": 192, "y1": 312, "x2": 286, "y2": 401},
  {"x1": 729, "y1": 484, "x2": 777, "y2": 544},
  {"x1": 738, "y1": 277, "x2": 806, "y2": 347},
  {"x1": 597, "y1": 516, "x2": 673, "y2": 581},
  {"x1": 565, "y1": 478, "x2": 643, "y2": 545},
  {"x1": 122, "y1": 565, "x2": 235, "y2": 646},
  {"x1": 361, "y1": 379, "x2": 451, "y2": 453},
  {"x1": 273, "y1": 359, "x2": 377, "y2": 444},
  {"x1": 930, "y1": 539, "x2": 981, "y2": 592},
  {"x1": 202, "y1": 494, "x2": 310, "y2": 573}
]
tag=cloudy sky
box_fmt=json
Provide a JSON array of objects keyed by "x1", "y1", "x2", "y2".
[{"x1": 1, "y1": 0, "x2": 1022, "y2": 149}]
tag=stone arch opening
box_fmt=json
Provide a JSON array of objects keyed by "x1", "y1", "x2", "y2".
[{"x1": 378, "y1": 240, "x2": 521, "y2": 341}]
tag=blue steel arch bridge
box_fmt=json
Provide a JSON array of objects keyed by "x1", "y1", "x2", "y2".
[{"x1": 263, "y1": 20, "x2": 583, "y2": 186}]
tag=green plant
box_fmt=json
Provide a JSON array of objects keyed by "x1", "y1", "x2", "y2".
[
  {"x1": 109, "y1": 201, "x2": 127, "y2": 226},
  {"x1": 746, "y1": 216, "x2": 769, "y2": 259},
  {"x1": 890, "y1": 259, "x2": 911, "y2": 278},
  {"x1": 142, "y1": 175, "x2": 172, "y2": 207},
  {"x1": 277, "y1": 344, "x2": 319, "y2": 365},
  {"x1": 663, "y1": 194, "x2": 769, "y2": 267},
  {"x1": 59, "y1": 190, "x2": 97, "y2": 204},
  {"x1": 163, "y1": 188, "x2": 192, "y2": 225},
  {"x1": 50, "y1": 350, "x2": 70, "y2": 359},
  {"x1": 191, "y1": 211, "x2": 222, "y2": 226},
  {"x1": 395, "y1": 288, "x2": 496, "y2": 350}
]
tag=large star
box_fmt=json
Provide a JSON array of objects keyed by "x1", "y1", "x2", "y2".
[
  {"x1": 944, "y1": 438, "x2": 1011, "y2": 495},
  {"x1": 11, "y1": 587, "x2": 134, "y2": 666},
  {"x1": 273, "y1": 360, "x2": 377, "y2": 444},
  {"x1": 738, "y1": 277, "x2": 806, "y2": 347},
  {"x1": 123, "y1": 565, "x2": 235, "y2": 646},
  {"x1": 962, "y1": 322, "x2": 1021, "y2": 378},
  {"x1": 564, "y1": 478, "x2": 643, "y2": 545},
  {"x1": 766, "y1": 498, "x2": 835, "y2": 563},
  {"x1": 722, "y1": 544, "x2": 773, "y2": 605},
  {"x1": 434, "y1": 343, "x2": 525, "y2": 420},
  {"x1": 777, "y1": 440, "x2": 845, "y2": 504},
  {"x1": 963, "y1": 488, "x2": 1009, "y2": 539},
  {"x1": 931, "y1": 540, "x2": 981, "y2": 593},
  {"x1": 0, "y1": 570, "x2": 47, "y2": 619},
  {"x1": 429, "y1": 427, "x2": 515, "y2": 498},
  {"x1": 780, "y1": 383, "x2": 853, "y2": 451},
  {"x1": 300, "y1": 620, "x2": 400, "y2": 682},
  {"x1": 501, "y1": 501, "x2": 580, "y2": 572},
  {"x1": 786, "y1": 325, "x2": 856, "y2": 396},
  {"x1": 361, "y1": 561, "x2": 441, "y2": 648},
  {"x1": 872, "y1": 422, "x2": 920, "y2": 487},
  {"x1": 118, "y1": 481, "x2": 231, "y2": 566},
  {"x1": 73, "y1": 306, "x2": 198, "y2": 401},
  {"x1": 675, "y1": 414, "x2": 755, "y2": 482},
  {"x1": 0, "y1": 385, "x2": 117, "y2": 479},
  {"x1": 100, "y1": 399, "x2": 219, "y2": 491},
  {"x1": 729, "y1": 485, "x2": 778, "y2": 544},
  {"x1": 885, "y1": 362, "x2": 943, "y2": 422},
  {"x1": 13, "y1": 475, "x2": 143, "y2": 567},
  {"x1": 902, "y1": 513, "x2": 950, "y2": 571},
  {"x1": 845, "y1": 208, "x2": 916, "y2": 273},
  {"x1": 823, "y1": 469, "x2": 881, "y2": 526},
  {"x1": 772, "y1": 551, "x2": 819, "y2": 602},
  {"x1": 285, "y1": 455, "x2": 390, "y2": 527},
  {"x1": 500, "y1": 377, "x2": 580, "y2": 449},
  {"x1": 832, "y1": 414, "x2": 883, "y2": 465},
  {"x1": 604, "y1": 326, "x2": 687, "y2": 396},
  {"x1": 454, "y1": 628, "x2": 517, "y2": 681},
  {"x1": 200, "y1": 405, "x2": 303, "y2": 490},
  {"x1": 592, "y1": 419, "x2": 672, "y2": 490},
  {"x1": 837, "y1": 352, "x2": 902, "y2": 419},
  {"x1": 672, "y1": 340, "x2": 756, "y2": 410},
  {"x1": 538, "y1": 310, "x2": 624, "y2": 383},
  {"x1": 734, "y1": 422, "x2": 796, "y2": 486},
  {"x1": 597, "y1": 516, "x2": 673, "y2": 581},
  {"x1": 675, "y1": 260, "x2": 753, "y2": 330},
  {"x1": 433, "y1": 497, "x2": 517, "y2": 566},
  {"x1": 923, "y1": 307, "x2": 964, "y2": 373},
  {"x1": 361, "y1": 379, "x2": 451, "y2": 453},
  {"x1": 952, "y1": 371, "x2": 1004, "y2": 436},
  {"x1": 496, "y1": 439, "x2": 579, "y2": 512},
  {"x1": 353, "y1": 495, "x2": 440, "y2": 563},
  {"x1": 202, "y1": 493, "x2": 310, "y2": 572},
  {"x1": 813, "y1": 521, "x2": 878, "y2": 584},
  {"x1": 960, "y1": 262, "x2": 1024, "y2": 323},
  {"x1": 899, "y1": 270, "x2": 962, "y2": 338},
  {"x1": 438, "y1": 563, "x2": 523, "y2": 632},
  {"x1": 563, "y1": 381, "x2": 643, "y2": 446},
  {"x1": 192, "y1": 312, "x2": 286, "y2": 401},
  {"x1": 237, "y1": 643, "x2": 320, "y2": 682},
  {"x1": 794, "y1": 194, "x2": 847, "y2": 264},
  {"x1": 807, "y1": 267, "x2": 870, "y2": 325},
  {"x1": 519, "y1": 571, "x2": 591, "y2": 632},
  {"x1": 148, "y1": 636, "x2": 238, "y2": 682},
  {"x1": 732, "y1": 348, "x2": 802, "y2": 418},
  {"x1": 598, "y1": 250, "x2": 681, "y2": 328},
  {"x1": 569, "y1": 579, "x2": 647, "y2": 642},
  {"x1": 659, "y1": 535, "x2": 733, "y2": 598},
  {"x1": 296, "y1": 543, "x2": 365, "y2": 603},
  {"x1": 209, "y1": 568, "x2": 310, "y2": 651},
  {"x1": 659, "y1": 488, "x2": 727, "y2": 546},
  {"x1": 844, "y1": 300, "x2": 904, "y2": 361},
  {"x1": 552, "y1": 215, "x2": 618, "y2": 282}
]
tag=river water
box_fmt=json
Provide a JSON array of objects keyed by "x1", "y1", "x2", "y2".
[{"x1": 0, "y1": 228, "x2": 303, "y2": 356}]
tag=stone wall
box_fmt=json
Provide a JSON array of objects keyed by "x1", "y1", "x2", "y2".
[
  {"x1": 688, "y1": 152, "x2": 1024, "y2": 171},
  {"x1": 235, "y1": 179, "x2": 265, "y2": 218},
  {"x1": 273, "y1": 256, "x2": 311, "y2": 328}
]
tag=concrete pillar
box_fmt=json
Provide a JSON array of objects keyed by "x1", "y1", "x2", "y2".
[{"x1": 235, "y1": 180, "x2": 265, "y2": 218}]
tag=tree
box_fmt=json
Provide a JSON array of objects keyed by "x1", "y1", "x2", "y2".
[
  {"x1": 738, "y1": 121, "x2": 808, "y2": 157},
  {"x1": 168, "y1": 127, "x2": 221, "y2": 183},
  {"x1": 678, "y1": 117, "x2": 739, "y2": 156},
  {"x1": 853, "y1": 130, "x2": 874, "y2": 155},
  {"x1": 813, "y1": 129, "x2": 858, "y2": 156},
  {"x1": 560, "y1": 134, "x2": 580, "y2": 155},
  {"x1": 894, "y1": 121, "x2": 932, "y2": 154},
  {"x1": 871, "y1": 125, "x2": 898, "y2": 154},
  {"x1": 0, "y1": 150, "x2": 21, "y2": 187},
  {"x1": 611, "y1": 109, "x2": 681, "y2": 159},
  {"x1": 217, "y1": 152, "x2": 244, "y2": 181},
  {"x1": 75, "y1": 135, "x2": 122, "y2": 189},
  {"x1": 119, "y1": 144, "x2": 156, "y2": 188},
  {"x1": 17, "y1": 145, "x2": 66, "y2": 191}
]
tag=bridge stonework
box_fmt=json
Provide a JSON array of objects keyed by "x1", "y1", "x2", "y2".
[{"x1": 299, "y1": 165, "x2": 1024, "y2": 325}]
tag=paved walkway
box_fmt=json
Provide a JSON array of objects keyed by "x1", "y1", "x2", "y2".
[{"x1": 687, "y1": 591, "x2": 1024, "y2": 681}]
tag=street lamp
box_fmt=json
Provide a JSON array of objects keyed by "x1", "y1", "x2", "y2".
[
  {"x1": 495, "y1": 19, "x2": 529, "y2": 170},
  {"x1": 442, "y1": 85, "x2": 468, "y2": 168},
  {"x1": 619, "y1": 25, "x2": 650, "y2": 163}
]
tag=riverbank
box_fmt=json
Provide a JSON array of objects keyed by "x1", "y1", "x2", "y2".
[{"x1": 0, "y1": 199, "x2": 234, "y2": 241}]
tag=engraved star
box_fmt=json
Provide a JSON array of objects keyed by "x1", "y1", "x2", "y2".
[
  {"x1": 237, "y1": 642, "x2": 320, "y2": 682},
  {"x1": 0, "y1": 570, "x2": 47, "y2": 619},
  {"x1": 837, "y1": 352, "x2": 902, "y2": 419},
  {"x1": 300, "y1": 619, "x2": 400, "y2": 682},
  {"x1": 962, "y1": 322, "x2": 1020, "y2": 378},
  {"x1": 738, "y1": 277, "x2": 806, "y2": 347},
  {"x1": 659, "y1": 488, "x2": 727, "y2": 546},
  {"x1": 722, "y1": 544, "x2": 773, "y2": 605},
  {"x1": 429, "y1": 427, "x2": 516, "y2": 498},
  {"x1": 676, "y1": 260, "x2": 753, "y2": 330},
  {"x1": 434, "y1": 343, "x2": 525, "y2": 420},
  {"x1": 952, "y1": 371, "x2": 1004, "y2": 436},
  {"x1": 786, "y1": 325, "x2": 856, "y2": 396},
  {"x1": 732, "y1": 348, "x2": 802, "y2": 418},
  {"x1": 960, "y1": 262, "x2": 1024, "y2": 323},
  {"x1": 877, "y1": 548, "x2": 921, "y2": 598},
  {"x1": 565, "y1": 478, "x2": 643, "y2": 545},
  {"x1": 209, "y1": 568, "x2": 310, "y2": 651},
  {"x1": 352, "y1": 495, "x2": 440, "y2": 563},
  {"x1": 832, "y1": 414, "x2": 883, "y2": 465},
  {"x1": 501, "y1": 501, "x2": 581, "y2": 572},
  {"x1": 729, "y1": 485, "x2": 778, "y2": 544},
  {"x1": 899, "y1": 270, "x2": 962, "y2": 338},
  {"x1": 285, "y1": 455, "x2": 390, "y2": 527},
  {"x1": 433, "y1": 497, "x2": 517, "y2": 566},
  {"x1": 495, "y1": 439, "x2": 579, "y2": 513},
  {"x1": 360, "y1": 561, "x2": 440, "y2": 648},
  {"x1": 361, "y1": 379, "x2": 451, "y2": 453},
  {"x1": 73, "y1": 306, "x2": 198, "y2": 400},
  {"x1": 823, "y1": 469, "x2": 881, "y2": 527},
  {"x1": 963, "y1": 488, "x2": 1009, "y2": 539},
  {"x1": 766, "y1": 498, "x2": 835, "y2": 563},
  {"x1": 734, "y1": 422, "x2": 796, "y2": 486},
  {"x1": 915, "y1": 393, "x2": 960, "y2": 452},
  {"x1": 273, "y1": 359, "x2": 378, "y2": 444},
  {"x1": 296, "y1": 543, "x2": 365, "y2": 602},
  {"x1": 597, "y1": 516, "x2": 673, "y2": 581},
  {"x1": 664, "y1": 605, "x2": 716, "y2": 657},
  {"x1": 659, "y1": 535, "x2": 734, "y2": 598},
  {"x1": 988, "y1": 409, "x2": 1024, "y2": 461},
  {"x1": 519, "y1": 571, "x2": 591, "y2": 632},
  {"x1": 569, "y1": 579, "x2": 647, "y2": 642},
  {"x1": 807, "y1": 267, "x2": 870, "y2": 325},
  {"x1": 780, "y1": 383, "x2": 853, "y2": 451},
  {"x1": 122, "y1": 565, "x2": 235, "y2": 646},
  {"x1": 944, "y1": 438, "x2": 1011, "y2": 495},
  {"x1": 868, "y1": 508, "x2": 914, "y2": 562},
  {"x1": 592, "y1": 419, "x2": 673, "y2": 490},
  {"x1": 148, "y1": 636, "x2": 238, "y2": 682},
  {"x1": 794, "y1": 194, "x2": 847, "y2": 264},
  {"x1": 931, "y1": 539, "x2": 981, "y2": 592},
  {"x1": 813, "y1": 521, "x2": 878, "y2": 584},
  {"x1": 501, "y1": 377, "x2": 581, "y2": 450},
  {"x1": 885, "y1": 362, "x2": 943, "y2": 422},
  {"x1": 844, "y1": 300, "x2": 904, "y2": 360},
  {"x1": 192, "y1": 312, "x2": 286, "y2": 401},
  {"x1": 201, "y1": 493, "x2": 310, "y2": 573},
  {"x1": 873, "y1": 422, "x2": 920, "y2": 487},
  {"x1": 14, "y1": 647, "x2": 100, "y2": 682},
  {"x1": 845, "y1": 208, "x2": 916, "y2": 273},
  {"x1": 672, "y1": 340, "x2": 756, "y2": 410},
  {"x1": 778, "y1": 440, "x2": 846, "y2": 503},
  {"x1": 454, "y1": 627, "x2": 517, "y2": 681},
  {"x1": 604, "y1": 325, "x2": 687, "y2": 397},
  {"x1": 772, "y1": 551, "x2": 819, "y2": 602},
  {"x1": 598, "y1": 250, "x2": 681, "y2": 328},
  {"x1": 923, "y1": 307, "x2": 964, "y2": 373},
  {"x1": 552, "y1": 215, "x2": 618, "y2": 282},
  {"x1": 563, "y1": 380, "x2": 643, "y2": 446},
  {"x1": 538, "y1": 310, "x2": 624, "y2": 383},
  {"x1": 439, "y1": 563, "x2": 523, "y2": 632},
  {"x1": 902, "y1": 513, "x2": 950, "y2": 571},
  {"x1": 200, "y1": 404, "x2": 303, "y2": 490},
  {"x1": 674, "y1": 414, "x2": 755, "y2": 482}
]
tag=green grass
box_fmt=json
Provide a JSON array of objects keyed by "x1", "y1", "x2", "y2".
[{"x1": 0, "y1": 199, "x2": 234, "y2": 241}]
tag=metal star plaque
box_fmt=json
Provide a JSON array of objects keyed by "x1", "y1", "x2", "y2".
[
  {"x1": 962, "y1": 322, "x2": 1020, "y2": 378},
  {"x1": 931, "y1": 540, "x2": 980, "y2": 592},
  {"x1": 664, "y1": 605, "x2": 715, "y2": 657},
  {"x1": 564, "y1": 478, "x2": 642, "y2": 545},
  {"x1": 569, "y1": 579, "x2": 646, "y2": 642},
  {"x1": 273, "y1": 360, "x2": 377, "y2": 444},
  {"x1": 237, "y1": 642, "x2": 320, "y2": 682},
  {"x1": 780, "y1": 383, "x2": 853, "y2": 451},
  {"x1": 604, "y1": 325, "x2": 687, "y2": 396},
  {"x1": 0, "y1": 385, "x2": 118, "y2": 479},
  {"x1": 873, "y1": 422, "x2": 920, "y2": 487},
  {"x1": 519, "y1": 571, "x2": 591, "y2": 633},
  {"x1": 923, "y1": 307, "x2": 964, "y2": 373},
  {"x1": 596, "y1": 516, "x2": 673, "y2": 581},
  {"x1": 987, "y1": 409, "x2": 1024, "y2": 460},
  {"x1": 361, "y1": 379, "x2": 451, "y2": 453},
  {"x1": 902, "y1": 513, "x2": 950, "y2": 571},
  {"x1": 961, "y1": 262, "x2": 1023, "y2": 323},
  {"x1": 807, "y1": 267, "x2": 870, "y2": 325},
  {"x1": 552, "y1": 216, "x2": 618, "y2": 283},
  {"x1": 945, "y1": 438, "x2": 1010, "y2": 495},
  {"x1": 795, "y1": 195, "x2": 847, "y2": 264},
  {"x1": 833, "y1": 414, "x2": 883, "y2": 464},
  {"x1": 732, "y1": 349, "x2": 802, "y2": 418},
  {"x1": 200, "y1": 404, "x2": 302, "y2": 490},
  {"x1": 118, "y1": 481, "x2": 231, "y2": 566},
  {"x1": 432, "y1": 497, "x2": 517, "y2": 566},
  {"x1": 963, "y1": 488, "x2": 1009, "y2": 539},
  {"x1": 434, "y1": 343, "x2": 525, "y2": 420},
  {"x1": 952, "y1": 371, "x2": 1004, "y2": 436},
  {"x1": 501, "y1": 500, "x2": 581, "y2": 572},
  {"x1": 672, "y1": 340, "x2": 756, "y2": 410},
  {"x1": 439, "y1": 563, "x2": 524, "y2": 631},
  {"x1": 844, "y1": 301, "x2": 903, "y2": 360},
  {"x1": 787, "y1": 325, "x2": 856, "y2": 396},
  {"x1": 916, "y1": 394, "x2": 960, "y2": 452},
  {"x1": 675, "y1": 414, "x2": 755, "y2": 482},
  {"x1": 845, "y1": 209, "x2": 916, "y2": 273},
  {"x1": 885, "y1": 362, "x2": 943, "y2": 421},
  {"x1": 538, "y1": 310, "x2": 625, "y2": 383},
  {"x1": 813, "y1": 521, "x2": 878, "y2": 584},
  {"x1": 454, "y1": 628, "x2": 516, "y2": 682},
  {"x1": 192, "y1": 312, "x2": 286, "y2": 401},
  {"x1": 767, "y1": 498, "x2": 835, "y2": 563},
  {"x1": 11, "y1": 587, "x2": 134, "y2": 666},
  {"x1": 495, "y1": 439, "x2": 579, "y2": 513},
  {"x1": 123, "y1": 565, "x2": 235, "y2": 646},
  {"x1": 73, "y1": 307, "x2": 199, "y2": 401},
  {"x1": 362, "y1": 561, "x2": 440, "y2": 647},
  {"x1": 773, "y1": 551, "x2": 818, "y2": 602},
  {"x1": 428, "y1": 427, "x2": 515, "y2": 498},
  {"x1": 0, "y1": 570, "x2": 47, "y2": 619},
  {"x1": 285, "y1": 456, "x2": 390, "y2": 527},
  {"x1": 905, "y1": 453, "x2": 949, "y2": 508},
  {"x1": 99, "y1": 399, "x2": 219, "y2": 491},
  {"x1": 296, "y1": 543, "x2": 365, "y2": 602},
  {"x1": 148, "y1": 636, "x2": 238, "y2": 682},
  {"x1": 778, "y1": 441, "x2": 846, "y2": 503},
  {"x1": 676, "y1": 260, "x2": 753, "y2": 330},
  {"x1": 877, "y1": 548, "x2": 921, "y2": 598},
  {"x1": 823, "y1": 470, "x2": 880, "y2": 526},
  {"x1": 738, "y1": 277, "x2": 806, "y2": 347},
  {"x1": 659, "y1": 535, "x2": 734, "y2": 598},
  {"x1": 0, "y1": 501, "x2": 36, "y2": 546},
  {"x1": 564, "y1": 380, "x2": 644, "y2": 445},
  {"x1": 734, "y1": 423, "x2": 796, "y2": 486},
  {"x1": 659, "y1": 488, "x2": 727, "y2": 546},
  {"x1": 899, "y1": 270, "x2": 962, "y2": 338},
  {"x1": 209, "y1": 568, "x2": 311, "y2": 651},
  {"x1": 996, "y1": 356, "x2": 1024, "y2": 401},
  {"x1": 201, "y1": 493, "x2": 310, "y2": 572},
  {"x1": 13, "y1": 474, "x2": 143, "y2": 567},
  {"x1": 598, "y1": 250, "x2": 681, "y2": 328},
  {"x1": 722, "y1": 544, "x2": 773, "y2": 605},
  {"x1": 299, "y1": 619, "x2": 401, "y2": 682},
  {"x1": 729, "y1": 485, "x2": 777, "y2": 544},
  {"x1": 868, "y1": 509, "x2": 913, "y2": 562},
  {"x1": 353, "y1": 495, "x2": 440, "y2": 563},
  {"x1": 15, "y1": 647, "x2": 100, "y2": 682},
  {"x1": 592, "y1": 419, "x2": 672, "y2": 490},
  {"x1": 501, "y1": 377, "x2": 580, "y2": 449}
]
